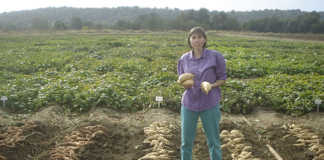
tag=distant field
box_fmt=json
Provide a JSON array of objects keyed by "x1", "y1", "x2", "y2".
[
  {"x1": 214, "y1": 30, "x2": 324, "y2": 42},
  {"x1": 0, "y1": 30, "x2": 323, "y2": 115}
]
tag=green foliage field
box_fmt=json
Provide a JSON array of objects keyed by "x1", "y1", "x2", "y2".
[{"x1": 0, "y1": 31, "x2": 323, "y2": 115}]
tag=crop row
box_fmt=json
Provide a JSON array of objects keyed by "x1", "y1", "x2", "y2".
[{"x1": 0, "y1": 32, "x2": 323, "y2": 114}]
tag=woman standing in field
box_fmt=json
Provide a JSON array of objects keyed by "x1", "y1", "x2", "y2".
[{"x1": 177, "y1": 26, "x2": 226, "y2": 160}]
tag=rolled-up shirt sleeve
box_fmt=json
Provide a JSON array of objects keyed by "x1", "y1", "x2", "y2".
[
  {"x1": 177, "y1": 59, "x2": 184, "y2": 76},
  {"x1": 216, "y1": 54, "x2": 227, "y2": 80}
]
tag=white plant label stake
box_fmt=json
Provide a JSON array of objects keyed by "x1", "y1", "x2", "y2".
[
  {"x1": 1, "y1": 96, "x2": 8, "y2": 107},
  {"x1": 156, "y1": 96, "x2": 163, "y2": 108},
  {"x1": 315, "y1": 99, "x2": 322, "y2": 113}
]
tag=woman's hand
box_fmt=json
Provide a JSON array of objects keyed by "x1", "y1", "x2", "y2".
[
  {"x1": 177, "y1": 73, "x2": 194, "y2": 83},
  {"x1": 182, "y1": 79, "x2": 194, "y2": 89},
  {"x1": 201, "y1": 80, "x2": 226, "y2": 94},
  {"x1": 177, "y1": 73, "x2": 195, "y2": 89},
  {"x1": 210, "y1": 80, "x2": 226, "y2": 88}
]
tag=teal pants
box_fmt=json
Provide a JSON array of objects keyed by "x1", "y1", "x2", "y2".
[{"x1": 181, "y1": 105, "x2": 222, "y2": 160}]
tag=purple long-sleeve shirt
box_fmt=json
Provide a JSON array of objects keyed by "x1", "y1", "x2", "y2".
[{"x1": 177, "y1": 49, "x2": 227, "y2": 111}]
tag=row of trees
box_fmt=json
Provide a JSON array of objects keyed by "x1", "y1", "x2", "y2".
[
  {"x1": 114, "y1": 9, "x2": 240, "y2": 31},
  {"x1": 1, "y1": 8, "x2": 324, "y2": 33},
  {"x1": 0, "y1": 17, "x2": 105, "y2": 31},
  {"x1": 114, "y1": 9, "x2": 324, "y2": 33},
  {"x1": 244, "y1": 12, "x2": 324, "y2": 33}
]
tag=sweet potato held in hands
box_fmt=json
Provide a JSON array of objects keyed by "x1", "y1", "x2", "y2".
[
  {"x1": 201, "y1": 81, "x2": 212, "y2": 95},
  {"x1": 177, "y1": 73, "x2": 195, "y2": 84},
  {"x1": 177, "y1": 73, "x2": 195, "y2": 88},
  {"x1": 182, "y1": 79, "x2": 194, "y2": 88}
]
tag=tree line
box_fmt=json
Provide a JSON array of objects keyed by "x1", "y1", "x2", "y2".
[
  {"x1": 0, "y1": 7, "x2": 323, "y2": 33},
  {"x1": 115, "y1": 9, "x2": 324, "y2": 33}
]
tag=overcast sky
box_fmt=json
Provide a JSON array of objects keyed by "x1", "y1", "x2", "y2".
[{"x1": 0, "y1": 0, "x2": 323, "y2": 13}]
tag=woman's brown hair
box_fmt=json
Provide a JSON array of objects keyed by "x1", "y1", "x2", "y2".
[{"x1": 187, "y1": 26, "x2": 207, "y2": 48}]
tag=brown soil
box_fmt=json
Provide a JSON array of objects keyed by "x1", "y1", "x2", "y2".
[{"x1": 0, "y1": 106, "x2": 323, "y2": 160}]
